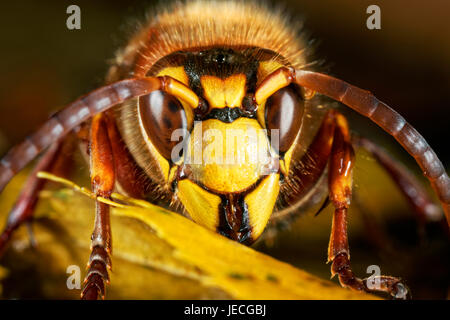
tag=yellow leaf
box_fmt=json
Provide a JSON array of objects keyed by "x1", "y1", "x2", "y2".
[{"x1": 0, "y1": 172, "x2": 377, "y2": 299}]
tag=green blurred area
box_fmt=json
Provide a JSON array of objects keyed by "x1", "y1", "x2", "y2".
[{"x1": 0, "y1": 0, "x2": 448, "y2": 299}]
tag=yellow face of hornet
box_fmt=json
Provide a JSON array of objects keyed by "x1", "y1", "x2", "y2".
[
  {"x1": 178, "y1": 72, "x2": 278, "y2": 242},
  {"x1": 116, "y1": 2, "x2": 308, "y2": 244}
]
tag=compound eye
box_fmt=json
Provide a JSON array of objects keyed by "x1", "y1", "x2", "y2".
[
  {"x1": 139, "y1": 90, "x2": 188, "y2": 161},
  {"x1": 264, "y1": 85, "x2": 304, "y2": 154}
]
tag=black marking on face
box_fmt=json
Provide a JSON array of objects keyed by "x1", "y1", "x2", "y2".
[
  {"x1": 184, "y1": 48, "x2": 260, "y2": 96},
  {"x1": 200, "y1": 107, "x2": 256, "y2": 123},
  {"x1": 218, "y1": 193, "x2": 252, "y2": 244}
]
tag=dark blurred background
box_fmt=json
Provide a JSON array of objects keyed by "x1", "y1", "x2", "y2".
[{"x1": 0, "y1": 0, "x2": 448, "y2": 299}]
